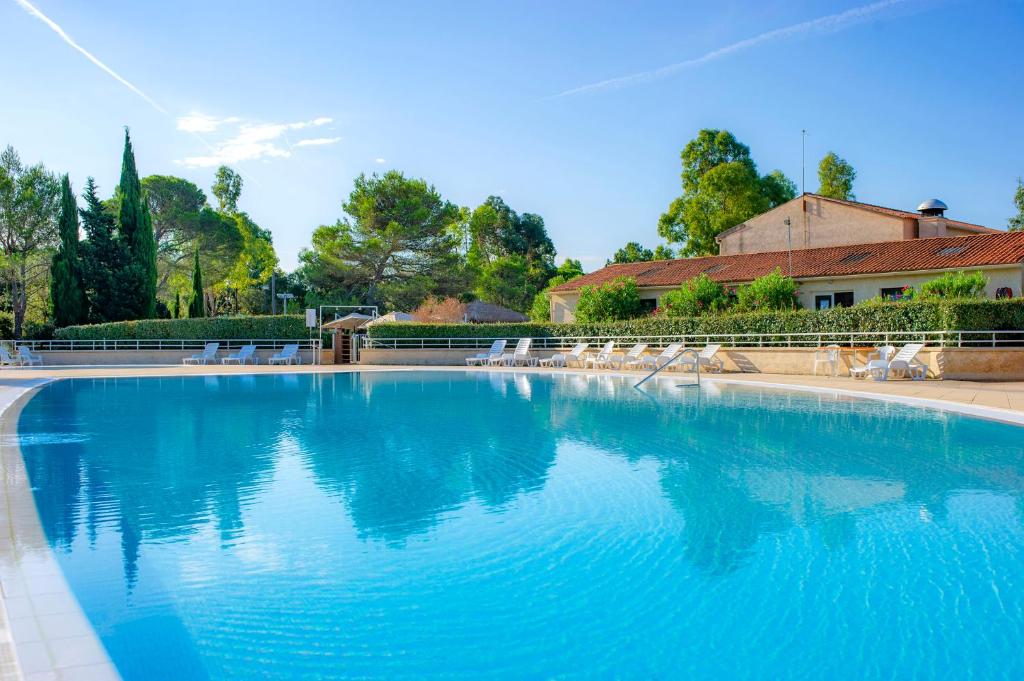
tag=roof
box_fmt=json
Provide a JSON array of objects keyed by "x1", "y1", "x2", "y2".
[
  {"x1": 365, "y1": 312, "x2": 413, "y2": 325},
  {"x1": 715, "y1": 193, "x2": 998, "y2": 240},
  {"x1": 551, "y1": 230, "x2": 1024, "y2": 292},
  {"x1": 464, "y1": 301, "x2": 528, "y2": 323},
  {"x1": 322, "y1": 313, "x2": 374, "y2": 330}
]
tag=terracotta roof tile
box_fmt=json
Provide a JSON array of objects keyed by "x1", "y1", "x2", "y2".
[{"x1": 552, "y1": 231, "x2": 1024, "y2": 292}]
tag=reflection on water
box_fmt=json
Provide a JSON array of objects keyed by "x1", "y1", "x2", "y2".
[{"x1": 14, "y1": 371, "x2": 1024, "y2": 680}]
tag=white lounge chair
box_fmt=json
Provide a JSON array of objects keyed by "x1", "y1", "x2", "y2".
[
  {"x1": 539, "y1": 342, "x2": 588, "y2": 368},
  {"x1": 812, "y1": 345, "x2": 842, "y2": 377},
  {"x1": 617, "y1": 344, "x2": 650, "y2": 369},
  {"x1": 675, "y1": 344, "x2": 723, "y2": 373},
  {"x1": 583, "y1": 342, "x2": 616, "y2": 369},
  {"x1": 868, "y1": 343, "x2": 927, "y2": 381},
  {"x1": 222, "y1": 344, "x2": 257, "y2": 365},
  {"x1": 466, "y1": 340, "x2": 507, "y2": 366},
  {"x1": 0, "y1": 347, "x2": 23, "y2": 367},
  {"x1": 501, "y1": 338, "x2": 536, "y2": 367},
  {"x1": 850, "y1": 345, "x2": 895, "y2": 379},
  {"x1": 637, "y1": 343, "x2": 684, "y2": 371},
  {"x1": 18, "y1": 346, "x2": 43, "y2": 366},
  {"x1": 268, "y1": 344, "x2": 300, "y2": 365},
  {"x1": 183, "y1": 342, "x2": 219, "y2": 365}
]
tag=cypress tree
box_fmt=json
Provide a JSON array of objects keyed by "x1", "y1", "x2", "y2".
[
  {"x1": 188, "y1": 249, "x2": 205, "y2": 318},
  {"x1": 117, "y1": 129, "x2": 157, "y2": 319},
  {"x1": 172, "y1": 291, "x2": 181, "y2": 319},
  {"x1": 50, "y1": 175, "x2": 89, "y2": 327},
  {"x1": 80, "y1": 178, "x2": 132, "y2": 322}
]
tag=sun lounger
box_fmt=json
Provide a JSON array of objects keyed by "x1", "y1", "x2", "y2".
[
  {"x1": 183, "y1": 342, "x2": 219, "y2": 365},
  {"x1": 637, "y1": 343, "x2": 684, "y2": 371},
  {"x1": 539, "y1": 342, "x2": 588, "y2": 368},
  {"x1": 583, "y1": 342, "x2": 616, "y2": 369},
  {"x1": 17, "y1": 346, "x2": 43, "y2": 366},
  {"x1": 0, "y1": 346, "x2": 23, "y2": 367},
  {"x1": 868, "y1": 343, "x2": 926, "y2": 381},
  {"x1": 222, "y1": 344, "x2": 258, "y2": 365},
  {"x1": 675, "y1": 344, "x2": 723, "y2": 373},
  {"x1": 268, "y1": 344, "x2": 300, "y2": 365},
  {"x1": 466, "y1": 340, "x2": 507, "y2": 366},
  {"x1": 616, "y1": 344, "x2": 649, "y2": 369},
  {"x1": 501, "y1": 338, "x2": 536, "y2": 367},
  {"x1": 850, "y1": 345, "x2": 895, "y2": 379}
]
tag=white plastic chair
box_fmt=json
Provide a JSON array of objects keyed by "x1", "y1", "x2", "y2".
[
  {"x1": 222, "y1": 345, "x2": 257, "y2": 365},
  {"x1": 0, "y1": 346, "x2": 23, "y2": 366},
  {"x1": 17, "y1": 346, "x2": 43, "y2": 366},
  {"x1": 466, "y1": 340, "x2": 506, "y2": 366},
  {"x1": 812, "y1": 345, "x2": 841, "y2": 377},
  {"x1": 183, "y1": 343, "x2": 219, "y2": 365},
  {"x1": 869, "y1": 343, "x2": 926, "y2": 381},
  {"x1": 850, "y1": 346, "x2": 895, "y2": 379}
]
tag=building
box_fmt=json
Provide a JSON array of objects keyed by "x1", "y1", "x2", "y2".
[{"x1": 548, "y1": 194, "x2": 1024, "y2": 323}]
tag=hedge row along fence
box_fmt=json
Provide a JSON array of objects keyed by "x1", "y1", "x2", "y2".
[
  {"x1": 54, "y1": 315, "x2": 310, "y2": 341},
  {"x1": 366, "y1": 299, "x2": 1024, "y2": 342}
]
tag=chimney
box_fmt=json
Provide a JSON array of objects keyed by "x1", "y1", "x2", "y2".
[
  {"x1": 917, "y1": 198, "x2": 948, "y2": 217},
  {"x1": 916, "y1": 199, "x2": 948, "y2": 238}
]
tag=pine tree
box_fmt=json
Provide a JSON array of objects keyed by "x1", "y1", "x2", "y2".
[
  {"x1": 49, "y1": 175, "x2": 89, "y2": 327},
  {"x1": 117, "y1": 129, "x2": 158, "y2": 318},
  {"x1": 80, "y1": 177, "x2": 132, "y2": 322},
  {"x1": 188, "y1": 248, "x2": 205, "y2": 318}
]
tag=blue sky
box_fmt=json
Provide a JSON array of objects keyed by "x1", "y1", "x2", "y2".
[{"x1": 1, "y1": 0, "x2": 1022, "y2": 271}]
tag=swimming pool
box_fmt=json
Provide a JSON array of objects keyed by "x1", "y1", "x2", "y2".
[{"x1": 13, "y1": 371, "x2": 1024, "y2": 679}]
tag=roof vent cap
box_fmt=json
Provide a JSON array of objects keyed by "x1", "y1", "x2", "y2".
[{"x1": 917, "y1": 198, "x2": 948, "y2": 217}]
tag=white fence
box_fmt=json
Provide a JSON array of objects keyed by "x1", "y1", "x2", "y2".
[
  {"x1": 12, "y1": 338, "x2": 321, "y2": 352},
  {"x1": 360, "y1": 330, "x2": 1024, "y2": 350}
]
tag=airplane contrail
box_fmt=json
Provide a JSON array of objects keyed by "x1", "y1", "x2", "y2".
[
  {"x1": 13, "y1": 0, "x2": 169, "y2": 114},
  {"x1": 555, "y1": 0, "x2": 919, "y2": 98}
]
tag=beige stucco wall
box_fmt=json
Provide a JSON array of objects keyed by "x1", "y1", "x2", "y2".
[{"x1": 718, "y1": 196, "x2": 910, "y2": 255}]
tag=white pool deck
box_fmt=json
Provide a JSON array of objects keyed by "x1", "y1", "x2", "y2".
[{"x1": 0, "y1": 363, "x2": 1022, "y2": 679}]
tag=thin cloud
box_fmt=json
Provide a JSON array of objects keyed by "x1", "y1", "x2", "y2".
[
  {"x1": 295, "y1": 137, "x2": 342, "y2": 147},
  {"x1": 556, "y1": 0, "x2": 917, "y2": 97},
  {"x1": 13, "y1": 0, "x2": 168, "y2": 114},
  {"x1": 177, "y1": 113, "x2": 241, "y2": 133},
  {"x1": 375, "y1": 158, "x2": 387, "y2": 164},
  {"x1": 177, "y1": 116, "x2": 336, "y2": 167}
]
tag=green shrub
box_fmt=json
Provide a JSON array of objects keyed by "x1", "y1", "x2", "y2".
[
  {"x1": 367, "y1": 299, "x2": 1024, "y2": 344},
  {"x1": 659, "y1": 274, "x2": 731, "y2": 317},
  {"x1": 734, "y1": 268, "x2": 800, "y2": 311},
  {"x1": 0, "y1": 312, "x2": 13, "y2": 340},
  {"x1": 574, "y1": 276, "x2": 643, "y2": 322},
  {"x1": 919, "y1": 270, "x2": 987, "y2": 299},
  {"x1": 54, "y1": 315, "x2": 309, "y2": 340}
]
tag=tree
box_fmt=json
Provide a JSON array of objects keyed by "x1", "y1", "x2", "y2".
[
  {"x1": 79, "y1": 178, "x2": 133, "y2": 322},
  {"x1": 0, "y1": 145, "x2": 61, "y2": 338},
  {"x1": 653, "y1": 244, "x2": 675, "y2": 260},
  {"x1": 919, "y1": 270, "x2": 987, "y2": 299},
  {"x1": 476, "y1": 255, "x2": 534, "y2": 311},
  {"x1": 659, "y1": 129, "x2": 796, "y2": 256},
  {"x1": 49, "y1": 175, "x2": 88, "y2": 327},
  {"x1": 574, "y1": 276, "x2": 643, "y2": 322},
  {"x1": 298, "y1": 171, "x2": 464, "y2": 311},
  {"x1": 659, "y1": 274, "x2": 730, "y2": 317},
  {"x1": 817, "y1": 152, "x2": 856, "y2": 200},
  {"x1": 1009, "y1": 179, "x2": 1024, "y2": 232},
  {"x1": 528, "y1": 259, "x2": 584, "y2": 321},
  {"x1": 172, "y1": 291, "x2": 181, "y2": 319},
  {"x1": 609, "y1": 241, "x2": 653, "y2": 264},
  {"x1": 211, "y1": 166, "x2": 242, "y2": 213},
  {"x1": 188, "y1": 248, "x2": 205, "y2": 318},
  {"x1": 117, "y1": 130, "x2": 158, "y2": 319}
]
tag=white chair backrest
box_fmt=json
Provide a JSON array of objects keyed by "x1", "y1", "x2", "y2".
[
  {"x1": 700, "y1": 344, "x2": 721, "y2": 358},
  {"x1": 0, "y1": 347, "x2": 12, "y2": 360},
  {"x1": 488, "y1": 340, "x2": 507, "y2": 355},
  {"x1": 892, "y1": 343, "x2": 924, "y2": 363},
  {"x1": 18, "y1": 346, "x2": 35, "y2": 358},
  {"x1": 877, "y1": 345, "x2": 896, "y2": 360},
  {"x1": 626, "y1": 343, "x2": 647, "y2": 357},
  {"x1": 239, "y1": 345, "x2": 256, "y2": 357},
  {"x1": 597, "y1": 341, "x2": 614, "y2": 357},
  {"x1": 661, "y1": 343, "x2": 683, "y2": 358},
  {"x1": 203, "y1": 342, "x2": 219, "y2": 356},
  {"x1": 513, "y1": 338, "x2": 531, "y2": 355},
  {"x1": 568, "y1": 343, "x2": 588, "y2": 356}
]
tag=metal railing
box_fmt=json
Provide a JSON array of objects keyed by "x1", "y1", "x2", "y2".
[
  {"x1": 360, "y1": 330, "x2": 1024, "y2": 350},
  {"x1": 11, "y1": 338, "x2": 321, "y2": 352}
]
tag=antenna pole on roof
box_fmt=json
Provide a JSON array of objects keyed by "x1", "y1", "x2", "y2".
[{"x1": 801, "y1": 129, "x2": 807, "y2": 195}]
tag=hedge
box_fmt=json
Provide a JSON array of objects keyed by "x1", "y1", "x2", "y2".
[
  {"x1": 366, "y1": 299, "x2": 1024, "y2": 341},
  {"x1": 54, "y1": 315, "x2": 310, "y2": 341}
]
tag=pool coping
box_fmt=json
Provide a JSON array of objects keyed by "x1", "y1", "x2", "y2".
[{"x1": 0, "y1": 366, "x2": 1020, "y2": 681}]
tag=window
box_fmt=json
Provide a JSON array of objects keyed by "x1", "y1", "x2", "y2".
[
  {"x1": 880, "y1": 287, "x2": 906, "y2": 301},
  {"x1": 815, "y1": 292, "x2": 854, "y2": 309},
  {"x1": 703, "y1": 264, "x2": 730, "y2": 274},
  {"x1": 935, "y1": 246, "x2": 967, "y2": 256},
  {"x1": 639, "y1": 298, "x2": 657, "y2": 313},
  {"x1": 839, "y1": 252, "x2": 872, "y2": 264}
]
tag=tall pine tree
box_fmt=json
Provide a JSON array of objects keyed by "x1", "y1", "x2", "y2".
[
  {"x1": 188, "y1": 248, "x2": 205, "y2": 318},
  {"x1": 80, "y1": 178, "x2": 132, "y2": 322},
  {"x1": 117, "y1": 129, "x2": 158, "y2": 319},
  {"x1": 50, "y1": 175, "x2": 89, "y2": 327}
]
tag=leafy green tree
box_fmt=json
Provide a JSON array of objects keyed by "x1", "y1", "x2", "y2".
[
  {"x1": 817, "y1": 152, "x2": 856, "y2": 200},
  {"x1": 528, "y1": 258, "x2": 584, "y2": 321},
  {"x1": 79, "y1": 178, "x2": 133, "y2": 322},
  {"x1": 476, "y1": 255, "x2": 534, "y2": 311},
  {"x1": 0, "y1": 145, "x2": 61, "y2": 338},
  {"x1": 298, "y1": 171, "x2": 464, "y2": 311},
  {"x1": 919, "y1": 270, "x2": 987, "y2": 299},
  {"x1": 574, "y1": 276, "x2": 643, "y2": 322},
  {"x1": 1009, "y1": 179, "x2": 1024, "y2": 232},
  {"x1": 117, "y1": 130, "x2": 158, "y2": 319},
  {"x1": 734, "y1": 269, "x2": 799, "y2": 311},
  {"x1": 49, "y1": 175, "x2": 88, "y2": 327},
  {"x1": 188, "y1": 248, "x2": 205, "y2": 318},
  {"x1": 659, "y1": 129, "x2": 796, "y2": 256},
  {"x1": 659, "y1": 274, "x2": 730, "y2": 317},
  {"x1": 653, "y1": 244, "x2": 675, "y2": 260},
  {"x1": 172, "y1": 291, "x2": 181, "y2": 319},
  {"x1": 609, "y1": 241, "x2": 653, "y2": 264},
  {"x1": 211, "y1": 166, "x2": 243, "y2": 213}
]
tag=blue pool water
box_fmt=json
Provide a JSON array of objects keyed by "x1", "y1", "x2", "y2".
[{"x1": 14, "y1": 371, "x2": 1024, "y2": 679}]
